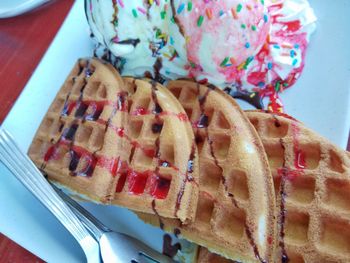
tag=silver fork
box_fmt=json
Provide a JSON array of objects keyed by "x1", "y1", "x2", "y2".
[
  {"x1": 0, "y1": 128, "x2": 174, "y2": 263},
  {"x1": 51, "y1": 183, "x2": 175, "y2": 263},
  {"x1": 0, "y1": 128, "x2": 100, "y2": 263}
]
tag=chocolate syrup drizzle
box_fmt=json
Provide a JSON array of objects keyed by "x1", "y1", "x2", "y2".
[
  {"x1": 174, "y1": 142, "x2": 196, "y2": 216},
  {"x1": 153, "y1": 57, "x2": 165, "y2": 84},
  {"x1": 162, "y1": 234, "x2": 182, "y2": 258},
  {"x1": 149, "y1": 81, "x2": 165, "y2": 224},
  {"x1": 196, "y1": 84, "x2": 265, "y2": 263},
  {"x1": 272, "y1": 114, "x2": 282, "y2": 128},
  {"x1": 278, "y1": 138, "x2": 289, "y2": 263},
  {"x1": 151, "y1": 200, "x2": 164, "y2": 230},
  {"x1": 115, "y1": 38, "x2": 140, "y2": 47},
  {"x1": 111, "y1": 0, "x2": 119, "y2": 27},
  {"x1": 224, "y1": 87, "x2": 264, "y2": 110},
  {"x1": 142, "y1": 0, "x2": 152, "y2": 19},
  {"x1": 170, "y1": 0, "x2": 185, "y2": 37},
  {"x1": 173, "y1": 228, "x2": 181, "y2": 238}
]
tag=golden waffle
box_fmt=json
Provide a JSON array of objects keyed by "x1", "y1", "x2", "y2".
[
  {"x1": 115, "y1": 77, "x2": 199, "y2": 223},
  {"x1": 28, "y1": 59, "x2": 199, "y2": 222},
  {"x1": 138, "y1": 80, "x2": 276, "y2": 262},
  {"x1": 246, "y1": 111, "x2": 350, "y2": 262}
]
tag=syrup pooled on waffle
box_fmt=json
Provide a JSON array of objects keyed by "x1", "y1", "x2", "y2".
[
  {"x1": 138, "y1": 80, "x2": 276, "y2": 262},
  {"x1": 28, "y1": 58, "x2": 199, "y2": 222},
  {"x1": 246, "y1": 111, "x2": 350, "y2": 262}
]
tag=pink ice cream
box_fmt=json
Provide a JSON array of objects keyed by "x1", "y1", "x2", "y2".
[{"x1": 173, "y1": 0, "x2": 270, "y2": 84}]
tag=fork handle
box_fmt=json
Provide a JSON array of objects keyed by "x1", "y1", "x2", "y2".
[
  {"x1": 51, "y1": 183, "x2": 109, "y2": 241},
  {"x1": 0, "y1": 129, "x2": 99, "y2": 261}
]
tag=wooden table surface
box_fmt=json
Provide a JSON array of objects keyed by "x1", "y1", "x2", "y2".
[{"x1": 0, "y1": 1, "x2": 349, "y2": 262}]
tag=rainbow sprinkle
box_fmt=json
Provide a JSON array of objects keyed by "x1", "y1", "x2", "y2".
[
  {"x1": 264, "y1": 14, "x2": 268, "y2": 23},
  {"x1": 177, "y1": 3, "x2": 185, "y2": 14},
  {"x1": 290, "y1": 50, "x2": 296, "y2": 58},
  {"x1": 275, "y1": 81, "x2": 281, "y2": 92},
  {"x1": 137, "y1": 7, "x2": 146, "y2": 15},
  {"x1": 231, "y1": 8, "x2": 238, "y2": 19},
  {"x1": 220, "y1": 57, "x2": 229, "y2": 67},
  {"x1": 187, "y1": 1, "x2": 193, "y2": 11},
  {"x1": 160, "y1": 10, "x2": 166, "y2": 19},
  {"x1": 197, "y1": 15, "x2": 204, "y2": 26},
  {"x1": 118, "y1": 0, "x2": 124, "y2": 8},
  {"x1": 206, "y1": 8, "x2": 213, "y2": 19}
]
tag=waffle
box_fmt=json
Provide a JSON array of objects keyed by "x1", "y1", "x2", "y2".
[
  {"x1": 138, "y1": 80, "x2": 276, "y2": 262},
  {"x1": 245, "y1": 111, "x2": 350, "y2": 262},
  {"x1": 28, "y1": 58, "x2": 199, "y2": 222},
  {"x1": 115, "y1": 77, "x2": 199, "y2": 222}
]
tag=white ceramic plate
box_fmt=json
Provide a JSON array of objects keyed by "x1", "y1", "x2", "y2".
[
  {"x1": 0, "y1": 0, "x2": 51, "y2": 18},
  {"x1": 0, "y1": 0, "x2": 349, "y2": 262}
]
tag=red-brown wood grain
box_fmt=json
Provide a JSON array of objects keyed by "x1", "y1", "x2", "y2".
[
  {"x1": 0, "y1": 233, "x2": 44, "y2": 263},
  {"x1": 0, "y1": 0, "x2": 74, "y2": 123}
]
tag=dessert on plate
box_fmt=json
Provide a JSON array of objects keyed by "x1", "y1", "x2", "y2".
[
  {"x1": 27, "y1": 57, "x2": 350, "y2": 262},
  {"x1": 28, "y1": 58, "x2": 200, "y2": 222},
  {"x1": 26, "y1": 1, "x2": 350, "y2": 262}
]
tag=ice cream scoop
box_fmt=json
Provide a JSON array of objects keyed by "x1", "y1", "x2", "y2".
[
  {"x1": 85, "y1": 0, "x2": 316, "y2": 111},
  {"x1": 170, "y1": 0, "x2": 270, "y2": 85},
  {"x1": 85, "y1": 0, "x2": 188, "y2": 80}
]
